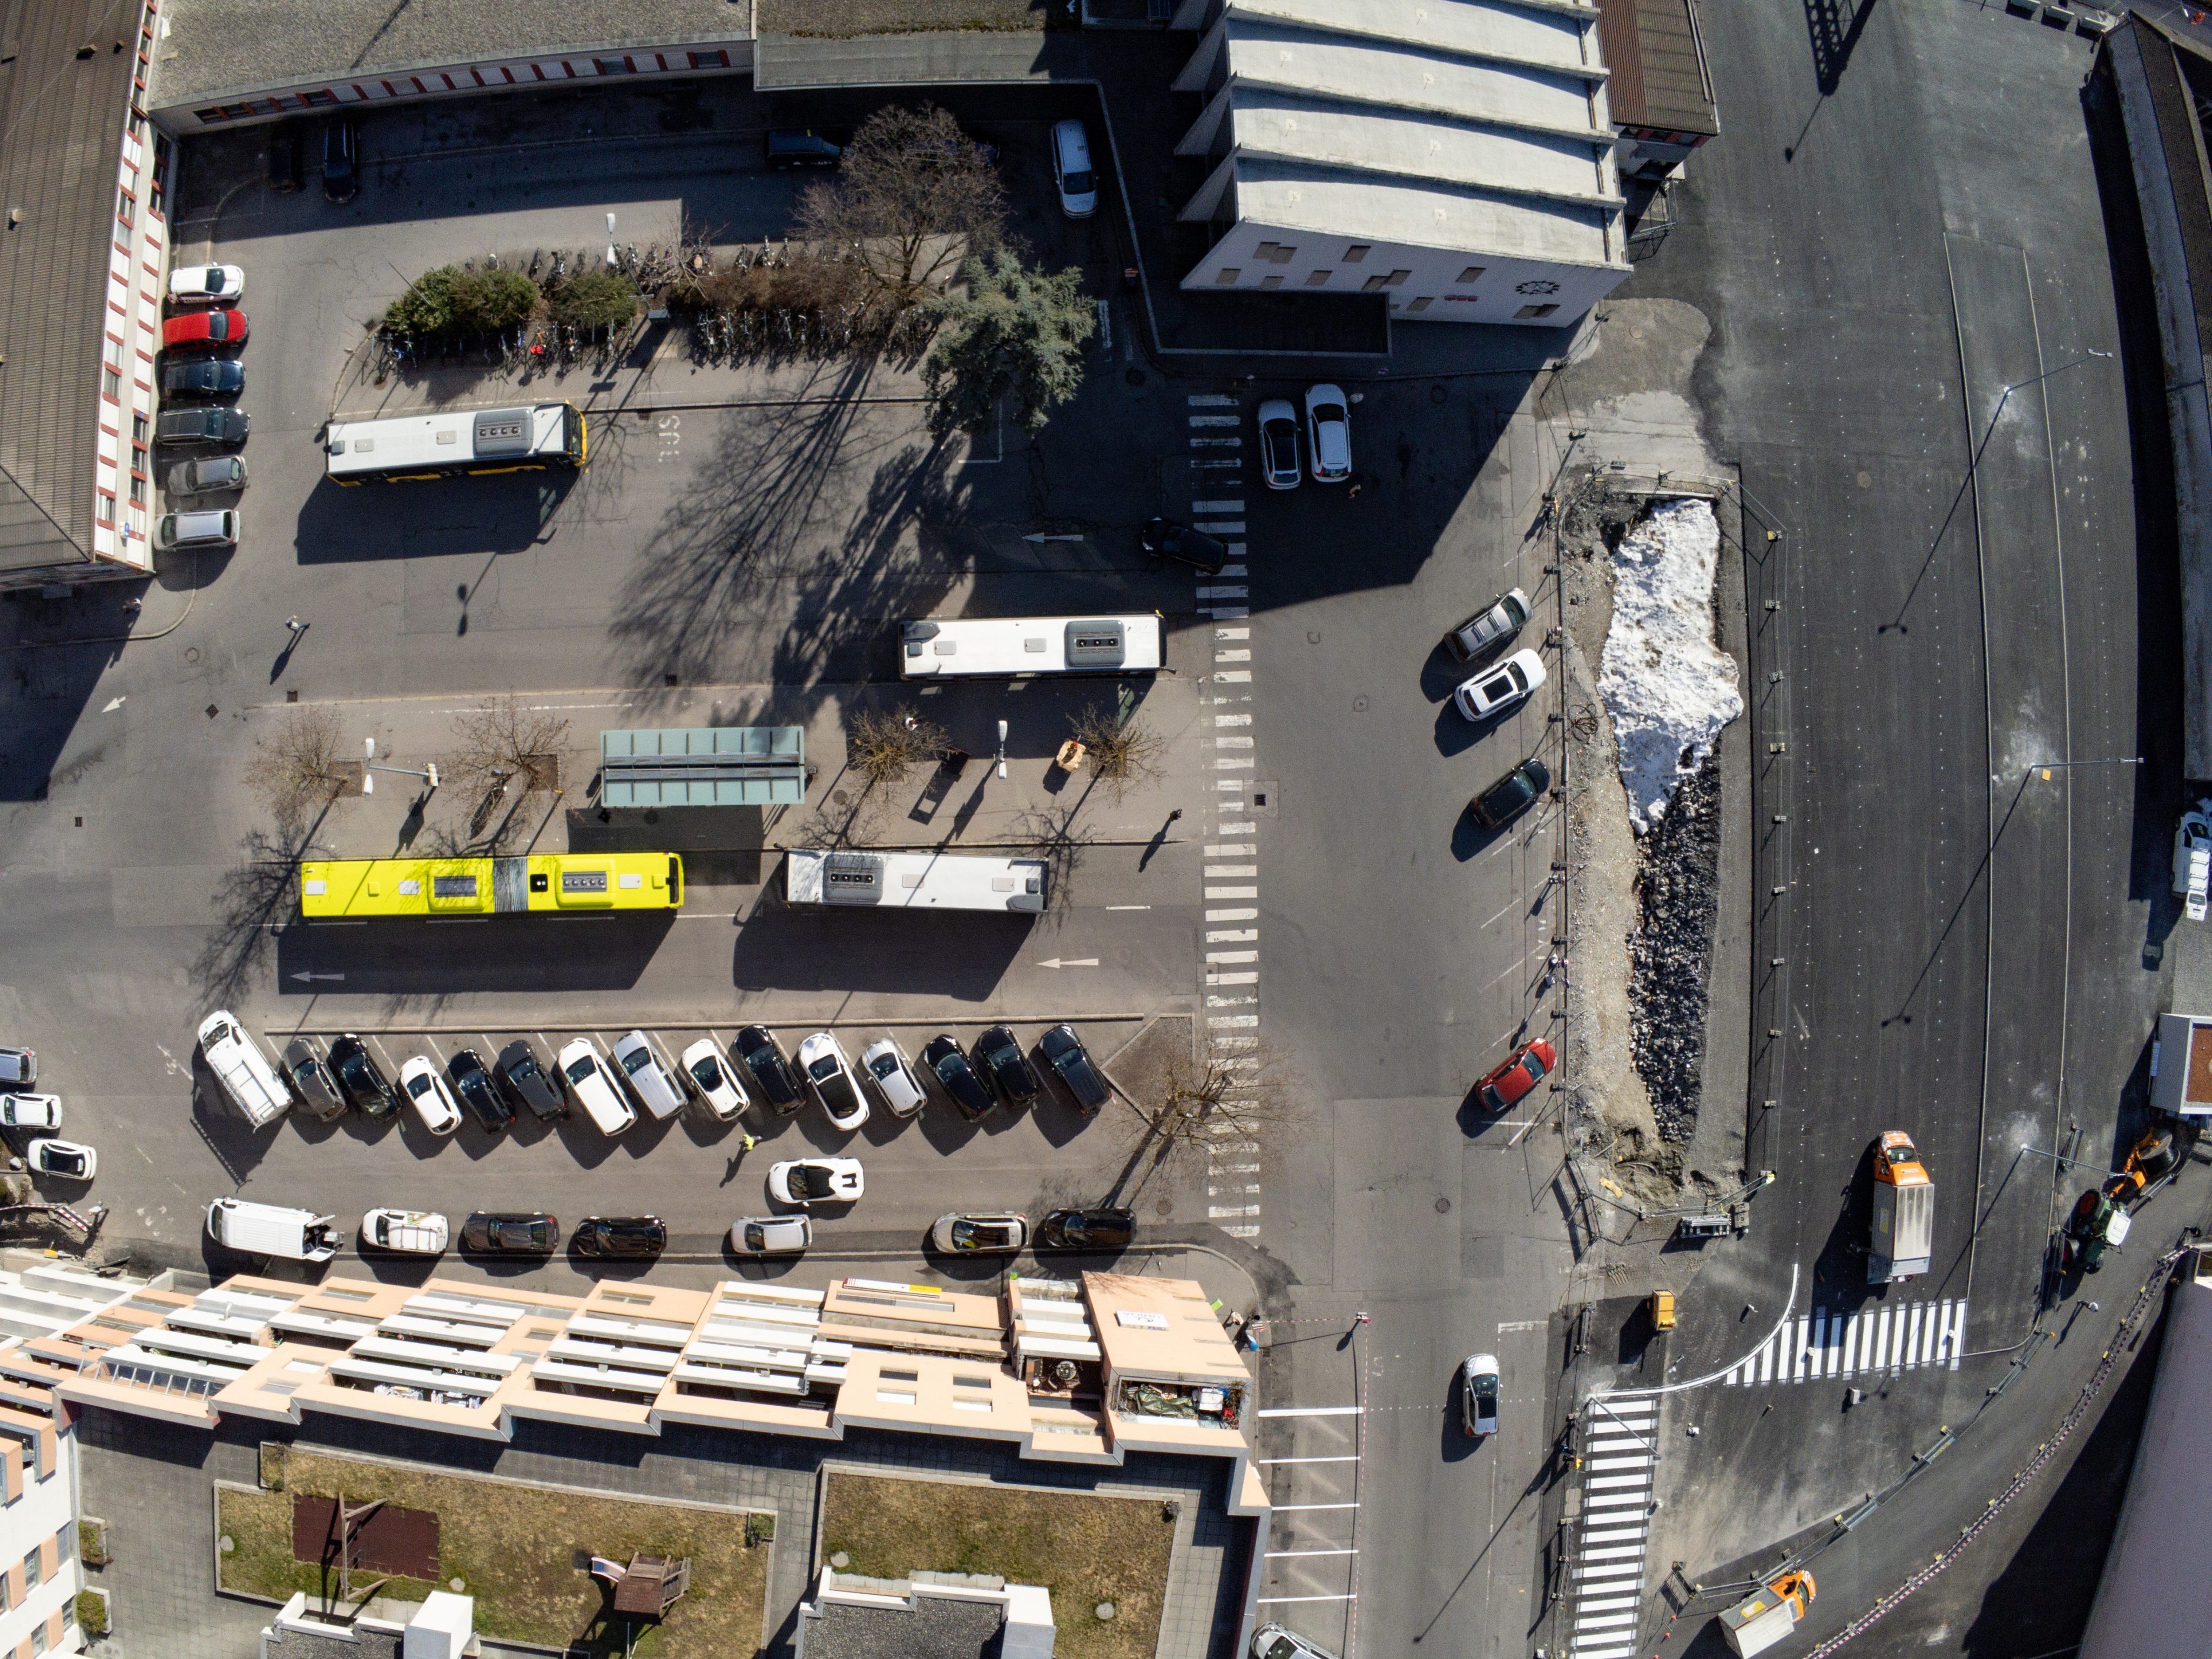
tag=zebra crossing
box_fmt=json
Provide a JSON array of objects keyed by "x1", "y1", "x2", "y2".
[
  {"x1": 1567, "y1": 1394, "x2": 1660, "y2": 1659},
  {"x1": 1722, "y1": 1297, "x2": 1968, "y2": 1387},
  {"x1": 1190, "y1": 392, "x2": 1260, "y2": 1242}
]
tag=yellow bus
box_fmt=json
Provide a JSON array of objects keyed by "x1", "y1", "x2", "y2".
[{"x1": 299, "y1": 853, "x2": 683, "y2": 919}]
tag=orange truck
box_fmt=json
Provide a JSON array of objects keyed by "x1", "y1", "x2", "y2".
[
  {"x1": 1721, "y1": 1571, "x2": 1816, "y2": 1657},
  {"x1": 1869, "y1": 1131, "x2": 1934, "y2": 1284}
]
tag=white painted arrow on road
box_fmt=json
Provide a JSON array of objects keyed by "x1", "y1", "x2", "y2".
[
  {"x1": 288, "y1": 971, "x2": 346, "y2": 983},
  {"x1": 1035, "y1": 957, "x2": 1100, "y2": 969},
  {"x1": 102, "y1": 696, "x2": 125, "y2": 713}
]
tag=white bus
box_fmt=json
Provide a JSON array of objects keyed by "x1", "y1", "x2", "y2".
[
  {"x1": 323, "y1": 402, "x2": 585, "y2": 483},
  {"x1": 786, "y1": 849, "x2": 1047, "y2": 914},
  {"x1": 899, "y1": 613, "x2": 1164, "y2": 679}
]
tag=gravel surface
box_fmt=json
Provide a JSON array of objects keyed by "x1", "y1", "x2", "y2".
[{"x1": 1628, "y1": 758, "x2": 1720, "y2": 1142}]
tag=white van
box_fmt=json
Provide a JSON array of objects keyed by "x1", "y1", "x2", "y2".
[
  {"x1": 558, "y1": 1037, "x2": 637, "y2": 1136},
  {"x1": 1051, "y1": 119, "x2": 1097, "y2": 219},
  {"x1": 198, "y1": 1011, "x2": 291, "y2": 1128},
  {"x1": 206, "y1": 1197, "x2": 341, "y2": 1262}
]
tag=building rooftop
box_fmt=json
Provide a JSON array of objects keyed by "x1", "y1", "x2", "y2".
[
  {"x1": 797, "y1": 1568, "x2": 1050, "y2": 1659},
  {"x1": 1593, "y1": 0, "x2": 1717, "y2": 136},
  {"x1": 0, "y1": 1, "x2": 144, "y2": 576},
  {"x1": 146, "y1": 0, "x2": 753, "y2": 113}
]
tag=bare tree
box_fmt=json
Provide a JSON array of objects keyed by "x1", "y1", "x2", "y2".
[
  {"x1": 1010, "y1": 802, "x2": 1091, "y2": 920},
  {"x1": 243, "y1": 707, "x2": 351, "y2": 827},
  {"x1": 793, "y1": 104, "x2": 1007, "y2": 309},
  {"x1": 448, "y1": 697, "x2": 569, "y2": 797},
  {"x1": 845, "y1": 704, "x2": 947, "y2": 792},
  {"x1": 1068, "y1": 704, "x2": 1166, "y2": 803},
  {"x1": 1124, "y1": 1038, "x2": 1296, "y2": 1154}
]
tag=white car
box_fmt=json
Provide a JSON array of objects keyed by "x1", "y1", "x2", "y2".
[
  {"x1": 930, "y1": 1212, "x2": 1029, "y2": 1255},
  {"x1": 767, "y1": 1157, "x2": 864, "y2": 1206},
  {"x1": 798, "y1": 1032, "x2": 869, "y2": 1132},
  {"x1": 1453, "y1": 648, "x2": 1547, "y2": 721},
  {"x1": 557, "y1": 1037, "x2": 637, "y2": 1136},
  {"x1": 1460, "y1": 1352, "x2": 1500, "y2": 1437},
  {"x1": 860, "y1": 1037, "x2": 927, "y2": 1119},
  {"x1": 397, "y1": 1056, "x2": 463, "y2": 1137},
  {"x1": 1305, "y1": 383, "x2": 1352, "y2": 483},
  {"x1": 2176, "y1": 801, "x2": 2212, "y2": 922},
  {"x1": 682, "y1": 1037, "x2": 751, "y2": 1122},
  {"x1": 26, "y1": 1139, "x2": 95, "y2": 1182},
  {"x1": 0, "y1": 1095, "x2": 61, "y2": 1132},
  {"x1": 1252, "y1": 1623, "x2": 1342, "y2": 1659},
  {"x1": 0, "y1": 1046, "x2": 36, "y2": 1087},
  {"x1": 1258, "y1": 399, "x2": 1300, "y2": 489},
  {"x1": 1050, "y1": 118, "x2": 1097, "y2": 219},
  {"x1": 730, "y1": 1214, "x2": 813, "y2": 1256},
  {"x1": 612, "y1": 1029, "x2": 686, "y2": 1120},
  {"x1": 167, "y1": 262, "x2": 244, "y2": 303},
  {"x1": 360, "y1": 1209, "x2": 449, "y2": 1255}
]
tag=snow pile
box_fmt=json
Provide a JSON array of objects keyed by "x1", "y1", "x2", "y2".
[{"x1": 1598, "y1": 498, "x2": 1742, "y2": 833}]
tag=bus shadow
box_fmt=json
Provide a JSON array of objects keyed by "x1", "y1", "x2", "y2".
[
  {"x1": 731, "y1": 907, "x2": 1029, "y2": 1001},
  {"x1": 273, "y1": 913, "x2": 675, "y2": 995},
  {"x1": 294, "y1": 469, "x2": 576, "y2": 564}
]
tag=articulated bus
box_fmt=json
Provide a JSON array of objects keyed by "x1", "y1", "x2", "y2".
[
  {"x1": 785, "y1": 849, "x2": 1046, "y2": 914},
  {"x1": 323, "y1": 402, "x2": 585, "y2": 483},
  {"x1": 300, "y1": 853, "x2": 682, "y2": 919},
  {"x1": 898, "y1": 613, "x2": 1165, "y2": 679}
]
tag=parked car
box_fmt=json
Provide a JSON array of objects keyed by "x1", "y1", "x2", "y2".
[
  {"x1": 1305, "y1": 383, "x2": 1352, "y2": 483},
  {"x1": 973, "y1": 1025, "x2": 1041, "y2": 1110},
  {"x1": 557, "y1": 1038, "x2": 636, "y2": 1136},
  {"x1": 198, "y1": 1013, "x2": 286, "y2": 1127},
  {"x1": 2176, "y1": 799, "x2": 2212, "y2": 922},
  {"x1": 1445, "y1": 588, "x2": 1533, "y2": 664},
  {"x1": 1469, "y1": 757, "x2": 1551, "y2": 831},
  {"x1": 461, "y1": 1211, "x2": 558, "y2": 1257},
  {"x1": 768, "y1": 1157, "x2": 864, "y2": 1206},
  {"x1": 154, "y1": 509, "x2": 238, "y2": 552},
  {"x1": 267, "y1": 122, "x2": 301, "y2": 191},
  {"x1": 446, "y1": 1048, "x2": 515, "y2": 1133},
  {"x1": 167, "y1": 455, "x2": 247, "y2": 496},
  {"x1": 322, "y1": 118, "x2": 359, "y2": 203},
  {"x1": 495, "y1": 1039, "x2": 568, "y2": 1122},
  {"x1": 1453, "y1": 648, "x2": 1547, "y2": 721},
  {"x1": 167, "y1": 263, "x2": 245, "y2": 304},
  {"x1": 1252, "y1": 1626, "x2": 1342, "y2": 1659},
  {"x1": 281, "y1": 1039, "x2": 346, "y2": 1123},
  {"x1": 681, "y1": 1037, "x2": 751, "y2": 1122},
  {"x1": 161, "y1": 358, "x2": 245, "y2": 399},
  {"x1": 573, "y1": 1216, "x2": 667, "y2": 1259},
  {"x1": 930, "y1": 1212, "x2": 1029, "y2": 1254},
  {"x1": 161, "y1": 309, "x2": 248, "y2": 351},
  {"x1": 1142, "y1": 516, "x2": 1229, "y2": 575},
  {"x1": 1258, "y1": 399, "x2": 1300, "y2": 489},
  {"x1": 1460, "y1": 1352, "x2": 1500, "y2": 1437},
  {"x1": 1050, "y1": 118, "x2": 1097, "y2": 218},
  {"x1": 921, "y1": 1035, "x2": 995, "y2": 1121},
  {"x1": 859, "y1": 1037, "x2": 927, "y2": 1120},
  {"x1": 0, "y1": 1047, "x2": 33, "y2": 1086},
  {"x1": 1038, "y1": 1207, "x2": 1135, "y2": 1251},
  {"x1": 1037, "y1": 1024, "x2": 1110, "y2": 1114},
  {"x1": 798, "y1": 1032, "x2": 869, "y2": 1132},
  {"x1": 1474, "y1": 1038, "x2": 1556, "y2": 1114},
  {"x1": 735, "y1": 1026, "x2": 805, "y2": 1116},
  {"x1": 26, "y1": 1140, "x2": 95, "y2": 1182},
  {"x1": 612, "y1": 1029, "x2": 686, "y2": 1120},
  {"x1": 730, "y1": 1214, "x2": 813, "y2": 1255},
  {"x1": 154, "y1": 407, "x2": 248, "y2": 448},
  {"x1": 397, "y1": 1055, "x2": 463, "y2": 1137},
  {"x1": 360, "y1": 1209, "x2": 448, "y2": 1255},
  {"x1": 765, "y1": 129, "x2": 842, "y2": 167},
  {"x1": 327, "y1": 1035, "x2": 397, "y2": 1118},
  {"x1": 0, "y1": 1095, "x2": 60, "y2": 1132}
]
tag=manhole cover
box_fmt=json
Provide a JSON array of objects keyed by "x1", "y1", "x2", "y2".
[
  {"x1": 830, "y1": 1552, "x2": 849, "y2": 1569},
  {"x1": 832, "y1": 789, "x2": 848, "y2": 805},
  {"x1": 1306, "y1": 630, "x2": 1321, "y2": 644},
  {"x1": 1125, "y1": 368, "x2": 1146, "y2": 387},
  {"x1": 1096, "y1": 1602, "x2": 1117, "y2": 1621},
  {"x1": 1856, "y1": 470, "x2": 1872, "y2": 488},
  {"x1": 1155, "y1": 1198, "x2": 1173, "y2": 1216},
  {"x1": 184, "y1": 647, "x2": 199, "y2": 663},
  {"x1": 448, "y1": 1579, "x2": 466, "y2": 1593},
  {"x1": 1435, "y1": 1196, "x2": 1452, "y2": 1214},
  {"x1": 1353, "y1": 695, "x2": 1369, "y2": 712},
  {"x1": 1431, "y1": 384, "x2": 1448, "y2": 403},
  {"x1": 219, "y1": 1535, "x2": 234, "y2": 1554}
]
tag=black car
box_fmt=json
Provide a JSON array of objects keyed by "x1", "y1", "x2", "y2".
[
  {"x1": 1469, "y1": 757, "x2": 1552, "y2": 830},
  {"x1": 735, "y1": 1026, "x2": 804, "y2": 1116},
  {"x1": 446, "y1": 1048, "x2": 515, "y2": 1134},
  {"x1": 161, "y1": 358, "x2": 245, "y2": 399},
  {"x1": 1038, "y1": 1207, "x2": 1136, "y2": 1251},
  {"x1": 921, "y1": 1035, "x2": 995, "y2": 1121},
  {"x1": 267, "y1": 120, "x2": 302, "y2": 191},
  {"x1": 154, "y1": 407, "x2": 248, "y2": 447},
  {"x1": 167, "y1": 455, "x2": 247, "y2": 496},
  {"x1": 495, "y1": 1040, "x2": 568, "y2": 1122},
  {"x1": 1142, "y1": 516, "x2": 1229, "y2": 575},
  {"x1": 322, "y1": 118, "x2": 359, "y2": 203},
  {"x1": 765, "y1": 128, "x2": 843, "y2": 167},
  {"x1": 973, "y1": 1025, "x2": 1042, "y2": 1109},
  {"x1": 573, "y1": 1215, "x2": 668, "y2": 1259},
  {"x1": 1037, "y1": 1024, "x2": 1111, "y2": 1114},
  {"x1": 461, "y1": 1212, "x2": 558, "y2": 1256},
  {"x1": 327, "y1": 1035, "x2": 399, "y2": 1118}
]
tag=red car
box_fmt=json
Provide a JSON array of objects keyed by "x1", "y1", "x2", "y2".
[
  {"x1": 163, "y1": 310, "x2": 249, "y2": 351},
  {"x1": 1475, "y1": 1039, "x2": 1556, "y2": 1113}
]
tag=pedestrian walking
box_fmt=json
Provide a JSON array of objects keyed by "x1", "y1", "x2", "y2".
[{"x1": 286, "y1": 615, "x2": 307, "y2": 637}]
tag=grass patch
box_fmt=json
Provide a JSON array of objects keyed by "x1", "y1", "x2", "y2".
[
  {"x1": 216, "y1": 1448, "x2": 767, "y2": 1659},
  {"x1": 819, "y1": 1472, "x2": 1176, "y2": 1659}
]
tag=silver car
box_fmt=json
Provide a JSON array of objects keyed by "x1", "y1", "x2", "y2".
[
  {"x1": 612, "y1": 1029, "x2": 686, "y2": 1120},
  {"x1": 860, "y1": 1037, "x2": 927, "y2": 1118},
  {"x1": 1444, "y1": 588, "x2": 1531, "y2": 663},
  {"x1": 930, "y1": 1212, "x2": 1029, "y2": 1255},
  {"x1": 154, "y1": 508, "x2": 238, "y2": 551},
  {"x1": 729, "y1": 1215, "x2": 812, "y2": 1256},
  {"x1": 167, "y1": 455, "x2": 248, "y2": 496},
  {"x1": 1252, "y1": 1625, "x2": 1341, "y2": 1659}
]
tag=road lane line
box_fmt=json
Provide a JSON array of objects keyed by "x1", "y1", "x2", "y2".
[
  {"x1": 1257, "y1": 1455, "x2": 1359, "y2": 1464},
  {"x1": 1258, "y1": 1405, "x2": 1361, "y2": 1418}
]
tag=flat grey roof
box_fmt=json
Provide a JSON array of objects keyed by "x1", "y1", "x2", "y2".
[{"x1": 147, "y1": 0, "x2": 751, "y2": 113}]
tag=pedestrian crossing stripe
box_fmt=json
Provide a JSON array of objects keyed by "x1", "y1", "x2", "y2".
[
  {"x1": 1723, "y1": 1297, "x2": 1967, "y2": 1386},
  {"x1": 1566, "y1": 1401, "x2": 1658, "y2": 1657}
]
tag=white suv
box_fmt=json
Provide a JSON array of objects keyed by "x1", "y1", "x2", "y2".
[
  {"x1": 397, "y1": 1055, "x2": 463, "y2": 1137},
  {"x1": 1453, "y1": 648, "x2": 1547, "y2": 722},
  {"x1": 558, "y1": 1038, "x2": 636, "y2": 1136},
  {"x1": 612, "y1": 1030, "x2": 686, "y2": 1120}
]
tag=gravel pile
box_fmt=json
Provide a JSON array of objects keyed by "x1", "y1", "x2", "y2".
[{"x1": 1628, "y1": 759, "x2": 1719, "y2": 1142}]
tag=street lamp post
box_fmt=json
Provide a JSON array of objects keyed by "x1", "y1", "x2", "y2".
[{"x1": 361, "y1": 737, "x2": 440, "y2": 798}]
